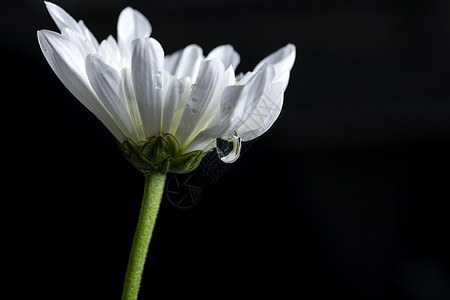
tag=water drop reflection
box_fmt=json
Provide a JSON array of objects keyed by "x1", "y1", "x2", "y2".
[{"x1": 216, "y1": 131, "x2": 242, "y2": 163}]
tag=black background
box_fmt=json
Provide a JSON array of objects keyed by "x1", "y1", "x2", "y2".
[{"x1": 3, "y1": 0, "x2": 450, "y2": 299}]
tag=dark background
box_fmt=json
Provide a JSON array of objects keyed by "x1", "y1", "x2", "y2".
[{"x1": 3, "y1": 0, "x2": 450, "y2": 299}]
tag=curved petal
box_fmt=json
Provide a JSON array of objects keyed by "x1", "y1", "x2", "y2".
[
  {"x1": 61, "y1": 28, "x2": 95, "y2": 58},
  {"x1": 161, "y1": 76, "x2": 184, "y2": 133},
  {"x1": 169, "y1": 76, "x2": 192, "y2": 135},
  {"x1": 120, "y1": 67, "x2": 145, "y2": 141},
  {"x1": 45, "y1": 1, "x2": 83, "y2": 36},
  {"x1": 117, "y1": 7, "x2": 152, "y2": 55},
  {"x1": 78, "y1": 20, "x2": 99, "y2": 50},
  {"x1": 187, "y1": 75, "x2": 280, "y2": 152},
  {"x1": 183, "y1": 135, "x2": 215, "y2": 153},
  {"x1": 131, "y1": 37, "x2": 164, "y2": 137},
  {"x1": 174, "y1": 59, "x2": 225, "y2": 149},
  {"x1": 45, "y1": 3, "x2": 99, "y2": 53},
  {"x1": 237, "y1": 82, "x2": 284, "y2": 141},
  {"x1": 164, "y1": 49, "x2": 182, "y2": 75},
  {"x1": 199, "y1": 65, "x2": 275, "y2": 138},
  {"x1": 169, "y1": 44, "x2": 204, "y2": 82},
  {"x1": 253, "y1": 43, "x2": 296, "y2": 89},
  {"x1": 206, "y1": 44, "x2": 240, "y2": 70},
  {"x1": 37, "y1": 30, "x2": 125, "y2": 141},
  {"x1": 98, "y1": 35, "x2": 123, "y2": 70},
  {"x1": 85, "y1": 54, "x2": 135, "y2": 140}
]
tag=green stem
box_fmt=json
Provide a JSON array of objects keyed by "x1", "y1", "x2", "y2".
[{"x1": 121, "y1": 171, "x2": 166, "y2": 300}]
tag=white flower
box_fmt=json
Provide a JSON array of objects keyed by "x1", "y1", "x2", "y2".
[{"x1": 37, "y1": 2, "x2": 295, "y2": 158}]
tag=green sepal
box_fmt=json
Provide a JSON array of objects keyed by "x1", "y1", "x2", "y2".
[
  {"x1": 142, "y1": 136, "x2": 170, "y2": 165},
  {"x1": 163, "y1": 133, "x2": 180, "y2": 157},
  {"x1": 156, "y1": 158, "x2": 171, "y2": 174},
  {"x1": 119, "y1": 140, "x2": 156, "y2": 173},
  {"x1": 169, "y1": 150, "x2": 207, "y2": 173},
  {"x1": 118, "y1": 135, "x2": 207, "y2": 175}
]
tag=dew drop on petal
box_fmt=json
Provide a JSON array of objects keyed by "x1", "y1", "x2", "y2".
[
  {"x1": 191, "y1": 97, "x2": 198, "y2": 103},
  {"x1": 153, "y1": 72, "x2": 162, "y2": 89},
  {"x1": 216, "y1": 131, "x2": 242, "y2": 163},
  {"x1": 191, "y1": 84, "x2": 197, "y2": 91},
  {"x1": 191, "y1": 108, "x2": 198, "y2": 114}
]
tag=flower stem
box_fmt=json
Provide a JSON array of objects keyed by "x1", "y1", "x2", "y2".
[{"x1": 121, "y1": 171, "x2": 166, "y2": 300}]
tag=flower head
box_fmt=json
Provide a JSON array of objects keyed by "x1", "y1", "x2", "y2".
[{"x1": 38, "y1": 2, "x2": 295, "y2": 172}]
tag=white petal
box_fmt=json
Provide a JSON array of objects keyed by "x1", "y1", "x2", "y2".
[
  {"x1": 117, "y1": 7, "x2": 152, "y2": 55},
  {"x1": 164, "y1": 49, "x2": 182, "y2": 75},
  {"x1": 170, "y1": 44, "x2": 204, "y2": 82},
  {"x1": 38, "y1": 30, "x2": 125, "y2": 141},
  {"x1": 61, "y1": 28, "x2": 94, "y2": 58},
  {"x1": 178, "y1": 65, "x2": 236, "y2": 152},
  {"x1": 121, "y1": 68, "x2": 145, "y2": 142},
  {"x1": 186, "y1": 68, "x2": 277, "y2": 152},
  {"x1": 253, "y1": 44, "x2": 296, "y2": 89},
  {"x1": 44, "y1": 2, "x2": 83, "y2": 36},
  {"x1": 169, "y1": 76, "x2": 192, "y2": 135},
  {"x1": 219, "y1": 65, "x2": 237, "y2": 92},
  {"x1": 183, "y1": 135, "x2": 215, "y2": 153},
  {"x1": 196, "y1": 65, "x2": 236, "y2": 127},
  {"x1": 206, "y1": 44, "x2": 240, "y2": 70},
  {"x1": 161, "y1": 76, "x2": 184, "y2": 133},
  {"x1": 237, "y1": 82, "x2": 284, "y2": 141},
  {"x1": 236, "y1": 71, "x2": 253, "y2": 85},
  {"x1": 174, "y1": 59, "x2": 225, "y2": 149},
  {"x1": 131, "y1": 38, "x2": 164, "y2": 137},
  {"x1": 78, "y1": 20, "x2": 99, "y2": 50},
  {"x1": 85, "y1": 54, "x2": 135, "y2": 139},
  {"x1": 98, "y1": 35, "x2": 123, "y2": 70},
  {"x1": 199, "y1": 65, "x2": 275, "y2": 138}
]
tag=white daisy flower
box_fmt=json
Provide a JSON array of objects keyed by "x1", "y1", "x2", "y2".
[{"x1": 37, "y1": 2, "x2": 295, "y2": 172}]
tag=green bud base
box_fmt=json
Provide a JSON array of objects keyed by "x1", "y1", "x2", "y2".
[{"x1": 119, "y1": 133, "x2": 207, "y2": 174}]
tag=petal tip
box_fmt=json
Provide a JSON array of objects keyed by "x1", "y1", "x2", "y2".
[{"x1": 44, "y1": 1, "x2": 60, "y2": 13}]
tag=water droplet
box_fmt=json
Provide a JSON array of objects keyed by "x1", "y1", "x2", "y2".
[
  {"x1": 191, "y1": 84, "x2": 197, "y2": 91},
  {"x1": 191, "y1": 108, "x2": 198, "y2": 114},
  {"x1": 191, "y1": 97, "x2": 198, "y2": 103},
  {"x1": 222, "y1": 104, "x2": 232, "y2": 112},
  {"x1": 216, "y1": 131, "x2": 242, "y2": 163},
  {"x1": 185, "y1": 104, "x2": 190, "y2": 108},
  {"x1": 153, "y1": 72, "x2": 162, "y2": 89}
]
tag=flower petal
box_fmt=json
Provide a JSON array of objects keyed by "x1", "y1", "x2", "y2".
[
  {"x1": 98, "y1": 35, "x2": 123, "y2": 70},
  {"x1": 199, "y1": 65, "x2": 275, "y2": 138},
  {"x1": 164, "y1": 49, "x2": 182, "y2": 75},
  {"x1": 206, "y1": 44, "x2": 240, "y2": 70},
  {"x1": 120, "y1": 68, "x2": 145, "y2": 141},
  {"x1": 38, "y1": 30, "x2": 125, "y2": 141},
  {"x1": 61, "y1": 28, "x2": 95, "y2": 58},
  {"x1": 85, "y1": 54, "x2": 135, "y2": 140},
  {"x1": 176, "y1": 66, "x2": 235, "y2": 153},
  {"x1": 174, "y1": 59, "x2": 225, "y2": 149},
  {"x1": 131, "y1": 37, "x2": 164, "y2": 136},
  {"x1": 168, "y1": 44, "x2": 204, "y2": 82},
  {"x1": 117, "y1": 7, "x2": 152, "y2": 55},
  {"x1": 161, "y1": 76, "x2": 185, "y2": 133},
  {"x1": 237, "y1": 82, "x2": 284, "y2": 141},
  {"x1": 78, "y1": 20, "x2": 99, "y2": 50},
  {"x1": 253, "y1": 44, "x2": 296, "y2": 89},
  {"x1": 169, "y1": 76, "x2": 192, "y2": 135},
  {"x1": 45, "y1": 1, "x2": 83, "y2": 36},
  {"x1": 182, "y1": 135, "x2": 216, "y2": 153}
]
